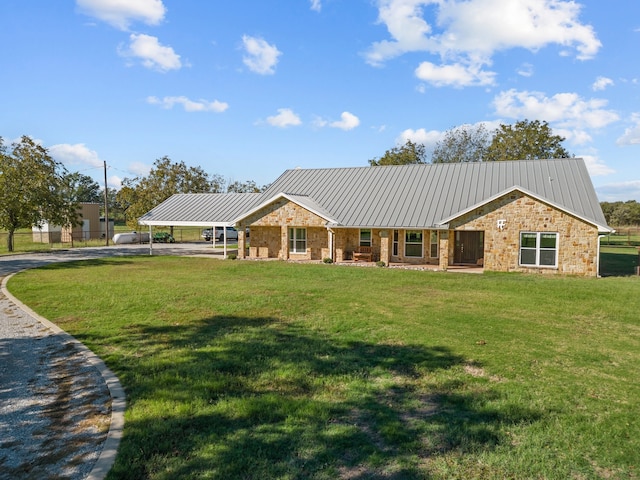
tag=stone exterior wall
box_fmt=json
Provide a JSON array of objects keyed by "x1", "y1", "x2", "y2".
[
  {"x1": 333, "y1": 228, "x2": 386, "y2": 262},
  {"x1": 449, "y1": 191, "x2": 600, "y2": 276},
  {"x1": 241, "y1": 200, "x2": 328, "y2": 260},
  {"x1": 388, "y1": 229, "x2": 440, "y2": 265}
]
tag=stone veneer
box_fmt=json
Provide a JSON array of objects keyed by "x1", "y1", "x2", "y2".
[
  {"x1": 447, "y1": 191, "x2": 600, "y2": 276},
  {"x1": 239, "y1": 199, "x2": 328, "y2": 260},
  {"x1": 238, "y1": 193, "x2": 600, "y2": 276}
]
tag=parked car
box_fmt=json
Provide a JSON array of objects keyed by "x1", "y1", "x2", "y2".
[
  {"x1": 112, "y1": 231, "x2": 150, "y2": 244},
  {"x1": 153, "y1": 232, "x2": 175, "y2": 243},
  {"x1": 202, "y1": 227, "x2": 239, "y2": 242}
]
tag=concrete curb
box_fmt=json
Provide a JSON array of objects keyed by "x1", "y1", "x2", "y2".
[{"x1": 1, "y1": 272, "x2": 125, "y2": 480}]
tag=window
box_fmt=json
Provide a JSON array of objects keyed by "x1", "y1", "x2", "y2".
[
  {"x1": 393, "y1": 230, "x2": 399, "y2": 256},
  {"x1": 359, "y1": 229, "x2": 372, "y2": 247},
  {"x1": 405, "y1": 230, "x2": 423, "y2": 257},
  {"x1": 520, "y1": 232, "x2": 558, "y2": 267},
  {"x1": 430, "y1": 231, "x2": 438, "y2": 258},
  {"x1": 288, "y1": 228, "x2": 306, "y2": 254}
]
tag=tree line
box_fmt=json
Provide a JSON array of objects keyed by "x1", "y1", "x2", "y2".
[
  {"x1": 2, "y1": 121, "x2": 637, "y2": 252},
  {"x1": 600, "y1": 201, "x2": 640, "y2": 226},
  {"x1": 369, "y1": 120, "x2": 571, "y2": 166},
  {"x1": 0, "y1": 136, "x2": 267, "y2": 251}
]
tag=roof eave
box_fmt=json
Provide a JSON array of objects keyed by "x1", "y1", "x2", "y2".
[
  {"x1": 233, "y1": 192, "x2": 338, "y2": 225},
  {"x1": 436, "y1": 185, "x2": 614, "y2": 233}
]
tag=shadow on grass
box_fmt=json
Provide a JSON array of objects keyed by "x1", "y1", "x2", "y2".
[
  {"x1": 600, "y1": 251, "x2": 638, "y2": 276},
  {"x1": 78, "y1": 316, "x2": 542, "y2": 480}
]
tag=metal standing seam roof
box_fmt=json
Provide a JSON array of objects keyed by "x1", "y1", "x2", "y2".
[
  {"x1": 138, "y1": 192, "x2": 262, "y2": 226},
  {"x1": 254, "y1": 158, "x2": 611, "y2": 232},
  {"x1": 139, "y1": 159, "x2": 612, "y2": 233}
]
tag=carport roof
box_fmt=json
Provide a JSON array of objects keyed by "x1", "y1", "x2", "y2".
[{"x1": 138, "y1": 193, "x2": 262, "y2": 227}]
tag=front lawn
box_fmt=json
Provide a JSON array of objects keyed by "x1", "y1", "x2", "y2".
[{"x1": 8, "y1": 258, "x2": 640, "y2": 479}]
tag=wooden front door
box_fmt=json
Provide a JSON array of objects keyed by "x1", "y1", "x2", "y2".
[{"x1": 454, "y1": 231, "x2": 484, "y2": 264}]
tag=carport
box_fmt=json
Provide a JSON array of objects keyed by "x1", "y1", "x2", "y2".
[{"x1": 137, "y1": 193, "x2": 262, "y2": 257}]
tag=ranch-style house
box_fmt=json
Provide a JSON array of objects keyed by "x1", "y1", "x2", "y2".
[{"x1": 139, "y1": 158, "x2": 613, "y2": 277}]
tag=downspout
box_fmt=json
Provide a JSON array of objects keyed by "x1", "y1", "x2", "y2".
[
  {"x1": 597, "y1": 235, "x2": 605, "y2": 278},
  {"x1": 328, "y1": 228, "x2": 334, "y2": 261}
]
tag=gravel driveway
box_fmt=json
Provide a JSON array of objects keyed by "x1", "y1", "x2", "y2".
[{"x1": 0, "y1": 243, "x2": 219, "y2": 479}]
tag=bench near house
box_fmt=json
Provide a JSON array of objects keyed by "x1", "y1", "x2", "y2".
[{"x1": 139, "y1": 158, "x2": 613, "y2": 277}]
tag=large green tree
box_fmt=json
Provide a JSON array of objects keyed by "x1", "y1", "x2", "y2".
[
  {"x1": 368, "y1": 140, "x2": 427, "y2": 166},
  {"x1": 0, "y1": 136, "x2": 80, "y2": 251},
  {"x1": 485, "y1": 119, "x2": 572, "y2": 161},
  {"x1": 600, "y1": 201, "x2": 640, "y2": 226},
  {"x1": 226, "y1": 180, "x2": 267, "y2": 193},
  {"x1": 64, "y1": 171, "x2": 103, "y2": 203},
  {"x1": 431, "y1": 124, "x2": 490, "y2": 163},
  {"x1": 117, "y1": 156, "x2": 220, "y2": 228}
]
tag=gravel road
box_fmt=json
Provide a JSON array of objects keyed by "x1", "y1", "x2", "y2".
[{"x1": 0, "y1": 243, "x2": 219, "y2": 479}]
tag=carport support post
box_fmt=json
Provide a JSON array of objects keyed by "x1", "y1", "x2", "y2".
[
  {"x1": 149, "y1": 225, "x2": 153, "y2": 256},
  {"x1": 223, "y1": 227, "x2": 227, "y2": 258}
]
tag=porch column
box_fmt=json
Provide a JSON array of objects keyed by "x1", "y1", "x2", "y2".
[
  {"x1": 280, "y1": 225, "x2": 289, "y2": 260},
  {"x1": 439, "y1": 230, "x2": 449, "y2": 271},
  {"x1": 237, "y1": 227, "x2": 246, "y2": 259},
  {"x1": 379, "y1": 230, "x2": 390, "y2": 265}
]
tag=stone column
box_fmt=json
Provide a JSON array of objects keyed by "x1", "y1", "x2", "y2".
[
  {"x1": 280, "y1": 225, "x2": 289, "y2": 260},
  {"x1": 439, "y1": 230, "x2": 449, "y2": 271},
  {"x1": 237, "y1": 227, "x2": 246, "y2": 259},
  {"x1": 379, "y1": 230, "x2": 390, "y2": 265}
]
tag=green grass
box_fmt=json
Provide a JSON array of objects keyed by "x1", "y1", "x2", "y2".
[
  {"x1": 0, "y1": 226, "x2": 208, "y2": 254},
  {"x1": 7, "y1": 258, "x2": 640, "y2": 480},
  {"x1": 601, "y1": 229, "x2": 640, "y2": 247},
  {"x1": 600, "y1": 246, "x2": 639, "y2": 276}
]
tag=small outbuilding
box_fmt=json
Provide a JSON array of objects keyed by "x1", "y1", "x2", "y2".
[{"x1": 32, "y1": 203, "x2": 102, "y2": 243}]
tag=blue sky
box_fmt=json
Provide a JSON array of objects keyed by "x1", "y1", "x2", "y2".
[{"x1": 1, "y1": 0, "x2": 639, "y2": 201}]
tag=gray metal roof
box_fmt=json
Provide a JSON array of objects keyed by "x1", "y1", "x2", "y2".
[
  {"x1": 138, "y1": 193, "x2": 262, "y2": 226},
  {"x1": 257, "y1": 158, "x2": 611, "y2": 232},
  {"x1": 139, "y1": 159, "x2": 611, "y2": 233}
]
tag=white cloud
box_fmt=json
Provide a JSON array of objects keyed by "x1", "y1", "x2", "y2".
[
  {"x1": 76, "y1": 0, "x2": 166, "y2": 30},
  {"x1": 49, "y1": 143, "x2": 103, "y2": 168},
  {"x1": 310, "y1": 0, "x2": 322, "y2": 12},
  {"x1": 397, "y1": 128, "x2": 445, "y2": 150},
  {"x1": 517, "y1": 63, "x2": 534, "y2": 77},
  {"x1": 147, "y1": 96, "x2": 228, "y2": 113},
  {"x1": 616, "y1": 113, "x2": 640, "y2": 146},
  {"x1": 365, "y1": 0, "x2": 601, "y2": 87},
  {"x1": 415, "y1": 61, "x2": 496, "y2": 87},
  {"x1": 108, "y1": 174, "x2": 122, "y2": 189},
  {"x1": 266, "y1": 108, "x2": 302, "y2": 128},
  {"x1": 596, "y1": 180, "x2": 640, "y2": 202},
  {"x1": 242, "y1": 35, "x2": 281, "y2": 75},
  {"x1": 119, "y1": 34, "x2": 182, "y2": 72},
  {"x1": 330, "y1": 112, "x2": 361, "y2": 131},
  {"x1": 592, "y1": 76, "x2": 614, "y2": 91},
  {"x1": 579, "y1": 154, "x2": 615, "y2": 176},
  {"x1": 128, "y1": 161, "x2": 151, "y2": 176},
  {"x1": 493, "y1": 89, "x2": 620, "y2": 143}
]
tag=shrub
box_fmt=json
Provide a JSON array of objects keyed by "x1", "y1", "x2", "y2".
[
  {"x1": 376, "y1": 261, "x2": 386, "y2": 267},
  {"x1": 322, "y1": 257, "x2": 333, "y2": 264},
  {"x1": 227, "y1": 254, "x2": 237, "y2": 260}
]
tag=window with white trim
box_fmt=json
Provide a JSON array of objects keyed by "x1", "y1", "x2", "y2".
[
  {"x1": 359, "y1": 229, "x2": 372, "y2": 247},
  {"x1": 288, "y1": 228, "x2": 307, "y2": 254},
  {"x1": 520, "y1": 232, "x2": 558, "y2": 267},
  {"x1": 405, "y1": 230, "x2": 423, "y2": 257},
  {"x1": 430, "y1": 231, "x2": 438, "y2": 258}
]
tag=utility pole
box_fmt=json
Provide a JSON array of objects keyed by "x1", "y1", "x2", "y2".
[{"x1": 104, "y1": 160, "x2": 109, "y2": 246}]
